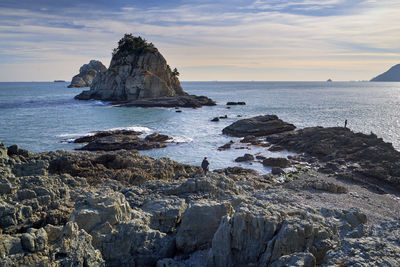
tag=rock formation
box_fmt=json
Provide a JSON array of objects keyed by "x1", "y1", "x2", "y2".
[
  {"x1": 371, "y1": 64, "x2": 400, "y2": 81},
  {"x1": 74, "y1": 34, "x2": 215, "y2": 107},
  {"x1": 73, "y1": 129, "x2": 172, "y2": 151},
  {"x1": 222, "y1": 115, "x2": 296, "y2": 137},
  {"x1": 2, "y1": 115, "x2": 400, "y2": 266},
  {"x1": 68, "y1": 60, "x2": 107, "y2": 88}
]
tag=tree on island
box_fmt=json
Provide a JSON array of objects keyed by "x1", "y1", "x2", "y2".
[
  {"x1": 112, "y1": 33, "x2": 156, "y2": 57},
  {"x1": 172, "y1": 68, "x2": 180, "y2": 77}
]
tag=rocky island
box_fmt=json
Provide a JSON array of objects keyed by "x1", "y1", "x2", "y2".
[
  {"x1": 370, "y1": 63, "x2": 400, "y2": 82},
  {"x1": 68, "y1": 60, "x2": 107, "y2": 88},
  {"x1": 75, "y1": 34, "x2": 215, "y2": 108},
  {"x1": 1, "y1": 115, "x2": 399, "y2": 266}
]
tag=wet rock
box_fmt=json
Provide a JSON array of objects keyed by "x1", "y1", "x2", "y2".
[
  {"x1": 145, "y1": 133, "x2": 171, "y2": 143},
  {"x1": 268, "y1": 145, "x2": 284, "y2": 152},
  {"x1": 235, "y1": 154, "x2": 254, "y2": 162},
  {"x1": 263, "y1": 157, "x2": 290, "y2": 168},
  {"x1": 114, "y1": 95, "x2": 216, "y2": 108},
  {"x1": 211, "y1": 117, "x2": 220, "y2": 122},
  {"x1": 226, "y1": 102, "x2": 246, "y2": 105},
  {"x1": 271, "y1": 167, "x2": 284, "y2": 175},
  {"x1": 223, "y1": 115, "x2": 296, "y2": 137},
  {"x1": 218, "y1": 142, "x2": 233, "y2": 151},
  {"x1": 75, "y1": 130, "x2": 172, "y2": 151}
]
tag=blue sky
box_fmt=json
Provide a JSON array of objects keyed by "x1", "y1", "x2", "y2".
[{"x1": 0, "y1": 0, "x2": 399, "y2": 81}]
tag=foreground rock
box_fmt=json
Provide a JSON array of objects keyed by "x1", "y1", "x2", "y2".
[
  {"x1": 222, "y1": 115, "x2": 296, "y2": 137},
  {"x1": 74, "y1": 129, "x2": 172, "y2": 151},
  {"x1": 267, "y1": 126, "x2": 400, "y2": 189},
  {"x1": 68, "y1": 60, "x2": 107, "y2": 88},
  {"x1": 1, "y1": 138, "x2": 400, "y2": 266},
  {"x1": 75, "y1": 34, "x2": 215, "y2": 108}
]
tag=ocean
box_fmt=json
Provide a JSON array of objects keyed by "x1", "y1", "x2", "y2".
[{"x1": 1, "y1": 81, "x2": 399, "y2": 173}]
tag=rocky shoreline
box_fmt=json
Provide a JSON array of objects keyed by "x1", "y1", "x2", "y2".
[
  {"x1": 1, "y1": 115, "x2": 400, "y2": 266},
  {"x1": 73, "y1": 129, "x2": 173, "y2": 151}
]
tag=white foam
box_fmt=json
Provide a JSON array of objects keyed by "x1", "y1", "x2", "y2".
[
  {"x1": 106, "y1": 126, "x2": 153, "y2": 134},
  {"x1": 171, "y1": 136, "x2": 193, "y2": 143},
  {"x1": 57, "y1": 126, "x2": 153, "y2": 140}
]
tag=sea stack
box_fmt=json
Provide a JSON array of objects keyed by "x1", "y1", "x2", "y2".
[
  {"x1": 68, "y1": 60, "x2": 107, "y2": 88},
  {"x1": 74, "y1": 35, "x2": 177, "y2": 98}
]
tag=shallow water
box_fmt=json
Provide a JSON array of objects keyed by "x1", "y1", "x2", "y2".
[{"x1": 0, "y1": 81, "x2": 399, "y2": 173}]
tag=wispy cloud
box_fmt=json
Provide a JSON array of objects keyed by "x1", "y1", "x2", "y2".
[{"x1": 0, "y1": 0, "x2": 399, "y2": 81}]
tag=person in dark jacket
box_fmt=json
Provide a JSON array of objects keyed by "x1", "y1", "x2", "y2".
[{"x1": 201, "y1": 157, "x2": 210, "y2": 175}]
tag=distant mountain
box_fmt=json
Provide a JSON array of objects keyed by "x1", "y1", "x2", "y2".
[{"x1": 371, "y1": 64, "x2": 400, "y2": 82}]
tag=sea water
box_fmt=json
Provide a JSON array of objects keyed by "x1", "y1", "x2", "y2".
[{"x1": 1, "y1": 81, "x2": 399, "y2": 173}]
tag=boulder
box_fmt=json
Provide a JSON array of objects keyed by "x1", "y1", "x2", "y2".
[
  {"x1": 262, "y1": 157, "x2": 290, "y2": 168},
  {"x1": 68, "y1": 60, "x2": 107, "y2": 88},
  {"x1": 176, "y1": 200, "x2": 233, "y2": 253},
  {"x1": 222, "y1": 115, "x2": 296, "y2": 137},
  {"x1": 235, "y1": 154, "x2": 254, "y2": 162}
]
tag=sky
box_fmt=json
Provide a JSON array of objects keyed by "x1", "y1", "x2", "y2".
[{"x1": 0, "y1": 0, "x2": 399, "y2": 81}]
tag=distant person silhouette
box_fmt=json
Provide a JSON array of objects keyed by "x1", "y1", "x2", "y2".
[
  {"x1": 201, "y1": 157, "x2": 210, "y2": 175},
  {"x1": 344, "y1": 119, "x2": 348, "y2": 128}
]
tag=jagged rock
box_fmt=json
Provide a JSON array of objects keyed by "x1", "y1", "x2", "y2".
[
  {"x1": 223, "y1": 115, "x2": 296, "y2": 137},
  {"x1": 75, "y1": 34, "x2": 215, "y2": 108},
  {"x1": 235, "y1": 154, "x2": 254, "y2": 162},
  {"x1": 208, "y1": 205, "x2": 338, "y2": 266},
  {"x1": 70, "y1": 191, "x2": 132, "y2": 233},
  {"x1": 0, "y1": 222, "x2": 104, "y2": 266},
  {"x1": 68, "y1": 60, "x2": 107, "y2": 88},
  {"x1": 266, "y1": 126, "x2": 400, "y2": 188},
  {"x1": 270, "y1": 252, "x2": 316, "y2": 267},
  {"x1": 176, "y1": 200, "x2": 233, "y2": 253},
  {"x1": 141, "y1": 197, "x2": 187, "y2": 233}
]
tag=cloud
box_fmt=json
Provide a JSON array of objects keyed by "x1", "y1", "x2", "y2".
[{"x1": 0, "y1": 0, "x2": 399, "y2": 81}]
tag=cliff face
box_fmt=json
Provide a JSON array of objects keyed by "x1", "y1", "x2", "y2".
[
  {"x1": 371, "y1": 64, "x2": 400, "y2": 82},
  {"x1": 68, "y1": 60, "x2": 107, "y2": 88},
  {"x1": 75, "y1": 35, "x2": 186, "y2": 101}
]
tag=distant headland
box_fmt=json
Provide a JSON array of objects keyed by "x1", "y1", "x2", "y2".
[{"x1": 370, "y1": 64, "x2": 400, "y2": 82}]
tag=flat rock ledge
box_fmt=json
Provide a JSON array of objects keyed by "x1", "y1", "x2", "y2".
[
  {"x1": 74, "y1": 130, "x2": 172, "y2": 151},
  {"x1": 222, "y1": 115, "x2": 296, "y2": 137},
  {"x1": 75, "y1": 94, "x2": 216, "y2": 108}
]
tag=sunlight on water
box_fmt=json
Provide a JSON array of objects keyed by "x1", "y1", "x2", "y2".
[{"x1": 1, "y1": 81, "x2": 399, "y2": 174}]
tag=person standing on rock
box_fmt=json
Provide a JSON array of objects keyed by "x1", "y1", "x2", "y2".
[
  {"x1": 344, "y1": 119, "x2": 348, "y2": 128},
  {"x1": 201, "y1": 157, "x2": 210, "y2": 175}
]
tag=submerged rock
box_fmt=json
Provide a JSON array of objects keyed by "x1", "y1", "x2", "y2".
[
  {"x1": 222, "y1": 115, "x2": 296, "y2": 137},
  {"x1": 68, "y1": 60, "x2": 107, "y2": 88}
]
